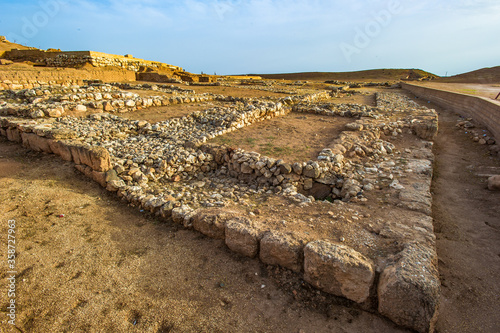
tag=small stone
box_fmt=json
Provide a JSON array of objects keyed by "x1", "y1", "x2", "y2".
[
  {"x1": 345, "y1": 123, "x2": 363, "y2": 131},
  {"x1": 74, "y1": 104, "x2": 87, "y2": 112},
  {"x1": 488, "y1": 175, "x2": 500, "y2": 191}
]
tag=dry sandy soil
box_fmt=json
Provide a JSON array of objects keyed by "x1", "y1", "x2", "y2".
[
  {"x1": 1, "y1": 87, "x2": 500, "y2": 333},
  {"x1": 209, "y1": 112, "x2": 353, "y2": 163}
]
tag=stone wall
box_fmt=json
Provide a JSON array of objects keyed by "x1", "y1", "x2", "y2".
[
  {"x1": 0, "y1": 69, "x2": 136, "y2": 90},
  {"x1": 4, "y1": 49, "x2": 182, "y2": 72},
  {"x1": 401, "y1": 82, "x2": 500, "y2": 141},
  {"x1": 136, "y1": 72, "x2": 181, "y2": 83}
]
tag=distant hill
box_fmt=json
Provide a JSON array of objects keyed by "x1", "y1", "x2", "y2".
[
  {"x1": 437, "y1": 66, "x2": 500, "y2": 84},
  {"x1": 253, "y1": 69, "x2": 438, "y2": 82},
  {"x1": 0, "y1": 36, "x2": 31, "y2": 58}
]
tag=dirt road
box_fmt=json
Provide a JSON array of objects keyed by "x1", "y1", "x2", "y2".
[{"x1": 420, "y1": 99, "x2": 500, "y2": 333}]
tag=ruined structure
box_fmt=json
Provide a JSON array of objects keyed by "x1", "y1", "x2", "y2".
[
  {"x1": 0, "y1": 79, "x2": 451, "y2": 333},
  {"x1": 1, "y1": 48, "x2": 216, "y2": 84}
]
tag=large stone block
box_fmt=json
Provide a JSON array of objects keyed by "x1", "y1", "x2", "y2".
[
  {"x1": 225, "y1": 217, "x2": 262, "y2": 258},
  {"x1": 69, "y1": 144, "x2": 111, "y2": 172},
  {"x1": 378, "y1": 243, "x2": 440, "y2": 333},
  {"x1": 304, "y1": 241, "x2": 374, "y2": 304},
  {"x1": 6, "y1": 127, "x2": 21, "y2": 143},
  {"x1": 260, "y1": 232, "x2": 304, "y2": 273},
  {"x1": 172, "y1": 205, "x2": 194, "y2": 226},
  {"x1": 75, "y1": 164, "x2": 93, "y2": 178},
  {"x1": 89, "y1": 146, "x2": 112, "y2": 172},
  {"x1": 69, "y1": 143, "x2": 83, "y2": 165},
  {"x1": 91, "y1": 170, "x2": 107, "y2": 187},
  {"x1": 47, "y1": 140, "x2": 73, "y2": 161},
  {"x1": 21, "y1": 132, "x2": 52, "y2": 153},
  {"x1": 412, "y1": 119, "x2": 438, "y2": 141},
  {"x1": 192, "y1": 210, "x2": 236, "y2": 240}
]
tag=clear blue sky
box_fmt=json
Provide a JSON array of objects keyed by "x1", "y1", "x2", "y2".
[{"x1": 1, "y1": 0, "x2": 499, "y2": 76}]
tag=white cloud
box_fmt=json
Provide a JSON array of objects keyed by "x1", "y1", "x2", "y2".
[{"x1": 1, "y1": 0, "x2": 498, "y2": 74}]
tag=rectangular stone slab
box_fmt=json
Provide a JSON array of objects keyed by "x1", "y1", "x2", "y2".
[{"x1": 304, "y1": 240, "x2": 375, "y2": 304}]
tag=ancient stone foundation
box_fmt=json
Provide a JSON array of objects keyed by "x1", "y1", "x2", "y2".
[{"x1": 0, "y1": 82, "x2": 442, "y2": 333}]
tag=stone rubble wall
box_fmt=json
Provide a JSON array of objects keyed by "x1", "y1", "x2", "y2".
[
  {"x1": 0, "y1": 84, "x2": 219, "y2": 118},
  {"x1": 401, "y1": 82, "x2": 500, "y2": 141},
  {"x1": 0, "y1": 117, "x2": 112, "y2": 179}
]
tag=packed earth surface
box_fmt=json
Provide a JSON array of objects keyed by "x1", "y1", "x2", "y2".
[{"x1": 0, "y1": 75, "x2": 499, "y2": 333}]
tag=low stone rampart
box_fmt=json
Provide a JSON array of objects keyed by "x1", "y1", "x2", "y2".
[{"x1": 401, "y1": 82, "x2": 500, "y2": 141}]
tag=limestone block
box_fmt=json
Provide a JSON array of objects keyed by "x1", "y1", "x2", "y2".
[
  {"x1": 6, "y1": 127, "x2": 21, "y2": 143},
  {"x1": 240, "y1": 162, "x2": 253, "y2": 174},
  {"x1": 378, "y1": 243, "x2": 440, "y2": 333},
  {"x1": 193, "y1": 210, "x2": 236, "y2": 240},
  {"x1": 91, "y1": 170, "x2": 107, "y2": 187},
  {"x1": 260, "y1": 232, "x2": 304, "y2": 273},
  {"x1": 225, "y1": 217, "x2": 261, "y2": 258},
  {"x1": 345, "y1": 123, "x2": 364, "y2": 131},
  {"x1": 69, "y1": 144, "x2": 111, "y2": 172},
  {"x1": 46, "y1": 106, "x2": 64, "y2": 118},
  {"x1": 21, "y1": 132, "x2": 52, "y2": 153},
  {"x1": 49, "y1": 140, "x2": 73, "y2": 162},
  {"x1": 412, "y1": 119, "x2": 438, "y2": 141},
  {"x1": 303, "y1": 164, "x2": 320, "y2": 178},
  {"x1": 278, "y1": 162, "x2": 292, "y2": 174},
  {"x1": 89, "y1": 147, "x2": 112, "y2": 172},
  {"x1": 398, "y1": 181, "x2": 432, "y2": 215},
  {"x1": 172, "y1": 206, "x2": 189, "y2": 224},
  {"x1": 304, "y1": 241, "x2": 374, "y2": 304},
  {"x1": 74, "y1": 104, "x2": 87, "y2": 112},
  {"x1": 159, "y1": 201, "x2": 175, "y2": 218},
  {"x1": 106, "y1": 179, "x2": 126, "y2": 192},
  {"x1": 69, "y1": 143, "x2": 83, "y2": 165}
]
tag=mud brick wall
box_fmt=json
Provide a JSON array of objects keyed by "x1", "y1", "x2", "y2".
[{"x1": 401, "y1": 82, "x2": 500, "y2": 140}]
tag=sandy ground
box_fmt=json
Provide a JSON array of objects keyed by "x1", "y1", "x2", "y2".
[{"x1": 209, "y1": 112, "x2": 353, "y2": 162}]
